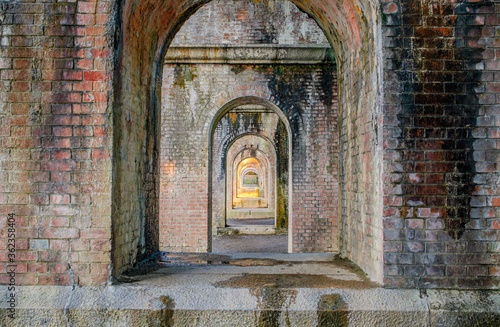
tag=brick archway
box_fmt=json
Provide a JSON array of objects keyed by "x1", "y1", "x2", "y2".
[
  {"x1": 209, "y1": 97, "x2": 291, "y2": 251},
  {"x1": 221, "y1": 134, "x2": 279, "y2": 232},
  {"x1": 1, "y1": 0, "x2": 498, "y2": 290},
  {"x1": 113, "y1": 0, "x2": 383, "y2": 283}
]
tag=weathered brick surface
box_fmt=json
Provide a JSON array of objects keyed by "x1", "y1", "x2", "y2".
[
  {"x1": 0, "y1": 0, "x2": 114, "y2": 285},
  {"x1": 6, "y1": 0, "x2": 497, "y2": 290},
  {"x1": 160, "y1": 63, "x2": 339, "y2": 253},
  {"x1": 159, "y1": 0, "x2": 339, "y2": 253},
  {"x1": 382, "y1": 0, "x2": 500, "y2": 288},
  {"x1": 170, "y1": 0, "x2": 328, "y2": 46},
  {"x1": 112, "y1": 0, "x2": 381, "y2": 280},
  {"x1": 1, "y1": 0, "x2": 383, "y2": 284}
]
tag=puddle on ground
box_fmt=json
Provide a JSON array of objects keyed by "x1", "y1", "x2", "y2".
[
  {"x1": 119, "y1": 253, "x2": 289, "y2": 280},
  {"x1": 159, "y1": 253, "x2": 288, "y2": 266},
  {"x1": 120, "y1": 252, "x2": 379, "y2": 289},
  {"x1": 160, "y1": 253, "x2": 233, "y2": 265},
  {"x1": 214, "y1": 273, "x2": 375, "y2": 289}
]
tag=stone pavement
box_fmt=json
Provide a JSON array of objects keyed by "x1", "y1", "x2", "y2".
[{"x1": 2, "y1": 252, "x2": 499, "y2": 326}]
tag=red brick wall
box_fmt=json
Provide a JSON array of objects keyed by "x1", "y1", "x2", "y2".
[
  {"x1": 159, "y1": 0, "x2": 339, "y2": 253},
  {"x1": 382, "y1": 0, "x2": 500, "y2": 288},
  {"x1": 0, "y1": 0, "x2": 400, "y2": 287},
  {"x1": 160, "y1": 63, "x2": 339, "y2": 253},
  {"x1": 0, "y1": 0, "x2": 114, "y2": 285}
]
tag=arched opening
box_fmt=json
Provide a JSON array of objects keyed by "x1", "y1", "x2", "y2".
[
  {"x1": 159, "y1": 0, "x2": 340, "y2": 254},
  {"x1": 209, "y1": 97, "x2": 292, "y2": 252},
  {"x1": 211, "y1": 107, "x2": 288, "y2": 249},
  {"x1": 234, "y1": 155, "x2": 267, "y2": 206},
  {"x1": 114, "y1": 0, "x2": 383, "y2": 283}
]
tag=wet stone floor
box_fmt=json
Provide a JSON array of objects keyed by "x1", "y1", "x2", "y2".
[{"x1": 119, "y1": 235, "x2": 376, "y2": 289}]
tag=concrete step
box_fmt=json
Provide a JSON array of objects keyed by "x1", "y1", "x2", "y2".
[
  {"x1": 227, "y1": 209, "x2": 274, "y2": 219},
  {"x1": 217, "y1": 226, "x2": 276, "y2": 235},
  {"x1": 4, "y1": 286, "x2": 500, "y2": 326},
  {"x1": 226, "y1": 218, "x2": 275, "y2": 226},
  {"x1": 232, "y1": 197, "x2": 269, "y2": 208},
  {"x1": 3, "y1": 253, "x2": 500, "y2": 326}
]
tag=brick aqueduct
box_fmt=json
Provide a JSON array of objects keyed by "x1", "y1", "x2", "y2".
[{"x1": 0, "y1": 0, "x2": 499, "y2": 291}]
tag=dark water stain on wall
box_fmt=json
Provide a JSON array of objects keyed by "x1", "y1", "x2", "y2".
[
  {"x1": 316, "y1": 294, "x2": 349, "y2": 327},
  {"x1": 394, "y1": 1, "x2": 487, "y2": 240},
  {"x1": 215, "y1": 112, "x2": 267, "y2": 176},
  {"x1": 251, "y1": 287, "x2": 297, "y2": 327},
  {"x1": 173, "y1": 65, "x2": 198, "y2": 88},
  {"x1": 262, "y1": 64, "x2": 337, "y2": 174},
  {"x1": 147, "y1": 296, "x2": 176, "y2": 327},
  {"x1": 275, "y1": 121, "x2": 289, "y2": 229},
  {"x1": 445, "y1": 2, "x2": 487, "y2": 240}
]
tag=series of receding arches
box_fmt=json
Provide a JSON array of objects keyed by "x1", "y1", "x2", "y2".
[
  {"x1": 210, "y1": 99, "x2": 293, "y2": 248},
  {"x1": 114, "y1": 0, "x2": 383, "y2": 283}
]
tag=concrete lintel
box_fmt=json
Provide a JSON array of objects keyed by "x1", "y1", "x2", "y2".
[
  {"x1": 1, "y1": 286, "x2": 499, "y2": 326},
  {"x1": 164, "y1": 44, "x2": 336, "y2": 65}
]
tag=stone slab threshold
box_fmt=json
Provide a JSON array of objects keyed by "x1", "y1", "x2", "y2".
[
  {"x1": 226, "y1": 209, "x2": 274, "y2": 219},
  {"x1": 1, "y1": 286, "x2": 499, "y2": 326},
  {"x1": 212, "y1": 235, "x2": 288, "y2": 253},
  {"x1": 226, "y1": 218, "x2": 275, "y2": 226},
  {"x1": 217, "y1": 226, "x2": 277, "y2": 234},
  {"x1": 2, "y1": 252, "x2": 499, "y2": 326}
]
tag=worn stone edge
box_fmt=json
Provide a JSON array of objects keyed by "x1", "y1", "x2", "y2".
[{"x1": 1, "y1": 286, "x2": 499, "y2": 313}]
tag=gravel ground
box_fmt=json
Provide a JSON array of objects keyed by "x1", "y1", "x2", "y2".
[{"x1": 212, "y1": 234, "x2": 288, "y2": 253}]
